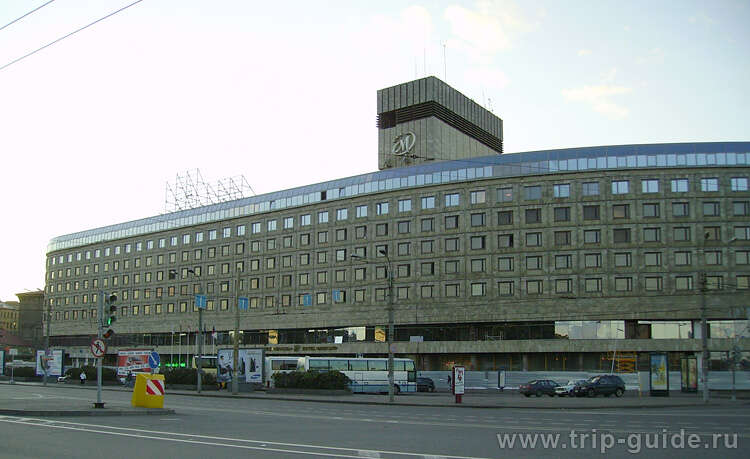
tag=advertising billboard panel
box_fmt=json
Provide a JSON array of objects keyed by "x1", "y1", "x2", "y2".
[
  {"x1": 117, "y1": 350, "x2": 154, "y2": 376},
  {"x1": 35, "y1": 349, "x2": 63, "y2": 376},
  {"x1": 217, "y1": 348, "x2": 264, "y2": 384}
]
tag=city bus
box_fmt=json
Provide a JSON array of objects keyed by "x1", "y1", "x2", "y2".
[{"x1": 264, "y1": 356, "x2": 417, "y2": 394}]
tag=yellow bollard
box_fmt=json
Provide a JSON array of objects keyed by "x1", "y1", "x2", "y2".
[{"x1": 131, "y1": 373, "x2": 165, "y2": 408}]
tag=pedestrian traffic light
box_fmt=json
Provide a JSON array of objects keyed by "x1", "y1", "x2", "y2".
[{"x1": 103, "y1": 293, "x2": 117, "y2": 339}]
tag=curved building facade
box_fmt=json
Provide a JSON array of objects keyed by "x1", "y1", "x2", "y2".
[{"x1": 45, "y1": 79, "x2": 749, "y2": 372}]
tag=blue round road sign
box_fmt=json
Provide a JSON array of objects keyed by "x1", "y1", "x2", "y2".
[{"x1": 148, "y1": 351, "x2": 160, "y2": 369}]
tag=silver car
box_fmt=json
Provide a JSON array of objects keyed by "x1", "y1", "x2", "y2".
[{"x1": 555, "y1": 379, "x2": 586, "y2": 396}]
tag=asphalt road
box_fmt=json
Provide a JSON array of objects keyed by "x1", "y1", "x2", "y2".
[{"x1": 1, "y1": 385, "x2": 748, "y2": 458}]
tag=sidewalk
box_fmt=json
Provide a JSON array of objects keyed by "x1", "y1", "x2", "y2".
[{"x1": 3, "y1": 380, "x2": 745, "y2": 416}]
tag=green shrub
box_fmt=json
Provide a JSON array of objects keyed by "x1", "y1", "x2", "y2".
[
  {"x1": 272, "y1": 370, "x2": 350, "y2": 390},
  {"x1": 8, "y1": 366, "x2": 37, "y2": 377},
  {"x1": 162, "y1": 367, "x2": 216, "y2": 385}
]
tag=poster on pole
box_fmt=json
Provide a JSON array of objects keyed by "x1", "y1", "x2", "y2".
[
  {"x1": 452, "y1": 365, "x2": 465, "y2": 395},
  {"x1": 217, "y1": 348, "x2": 264, "y2": 384},
  {"x1": 35, "y1": 349, "x2": 63, "y2": 376},
  {"x1": 117, "y1": 350, "x2": 154, "y2": 376},
  {"x1": 0, "y1": 350, "x2": 4, "y2": 375},
  {"x1": 649, "y1": 352, "x2": 669, "y2": 396}
]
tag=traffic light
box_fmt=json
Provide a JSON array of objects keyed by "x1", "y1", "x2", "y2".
[{"x1": 103, "y1": 293, "x2": 117, "y2": 339}]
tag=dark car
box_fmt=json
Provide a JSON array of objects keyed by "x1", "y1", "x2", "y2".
[
  {"x1": 416, "y1": 377, "x2": 435, "y2": 392},
  {"x1": 518, "y1": 379, "x2": 559, "y2": 397},
  {"x1": 573, "y1": 375, "x2": 626, "y2": 397}
]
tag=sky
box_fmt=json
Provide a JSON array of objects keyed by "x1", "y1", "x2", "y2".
[{"x1": 0, "y1": 0, "x2": 748, "y2": 302}]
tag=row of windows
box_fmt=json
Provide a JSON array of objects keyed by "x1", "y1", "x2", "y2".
[
  {"x1": 51, "y1": 273, "x2": 750, "y2": 319},
  {"x1": 50, "y1": 175, "x2": 750, "y2": 266},
  {"x1": 48, "y1": 248, "x2": 750, "y2": 296},
  {"x1": 48, "y1": 221, "x2": 750, "y2": 282}
]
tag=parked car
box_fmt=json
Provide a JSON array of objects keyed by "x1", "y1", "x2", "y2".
[
  {"x1": 56, "y1": 375, "x2": 70, "y2": 383},
  {"x1": 416, "y1": 377, "x2": 435, "y2": 392},
  {"x1": 573, "y1": 375, "x2": 626, "y2": 397},
  {"x1": 519, "y1": 379, "x2": 559, "y2": 397},
  {"x1": 554, "y1": 379, "x2": 587, "y2": 397}
]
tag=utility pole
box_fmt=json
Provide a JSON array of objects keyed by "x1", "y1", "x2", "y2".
[
  {"x1": 43, "y1": 293, "x2": 49, "y2": 387},
  {"x1": 96, "y1": 291, "x2": 104, "y2": 408},
  {"x1": 188, "y1": 269, "x2": 204, "y2": 394},
  {"x1": 232, "y1": 268, "x2": 241, "y2": 395},
  {"x1": 700, "y1": 270, "x2": 709, "y2": 403},
  {"x1": 380, "y1": 249, "x2": 395, "y2": 403}
]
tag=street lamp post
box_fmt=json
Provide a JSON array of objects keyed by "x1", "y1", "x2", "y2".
[
  {"x1": 186, "y1": 268, "x2": 204, "y2": 394},
  {"x1": 351, "y1": 250, "x2": 396, "y2": 403},
  {"x1": 232, "y1": 268, "x2": 242, "y2": 395}
]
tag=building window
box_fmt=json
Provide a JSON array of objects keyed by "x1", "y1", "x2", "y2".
[
  {"x1": 583, "y1": 205, "x2": 600, "y2": 220},
  {"x1": 471, "y1": 258, "x2": 486, "y2": 273},
  {"x1": 526, "y1": 256, "x2": 542, "y2": 270},
  {"x1": 643, "y1": 227, "x2": 661, "y2": 242},
  {"x1": 554, "y1": 207, "x2": 570, "y2": 222},
  {"x1": 700, "y1": 177, "x2": 719, "y2": 192},
  {"x1": 421, "y1": 196, "x2": 435, "y2": 209},
  {"x1": 446, "y1": 238, "x2": 459, "y2": 252},
  {"x1": 553, "y1": 183, "x2": 570, "y2": 198},
  {"x1": 672, "y1": 202, "x2": 690, "y2": 217},
  {"x1": 421, "y1": 240, "x2": 434, "y2": 254},
  {"x1": 470, "y1": 190, "x2": 486, "y2": 204},
  {"x1": 642, "y1": 179, "x2": 659, "y2": 193},
  {"x1": 671, "y1": 178, "x2": 689, "y2": 192},
  {"x1": 498, "y1": 257, "x2": 514, "y2": 271},
  {"x1": 526, "y1": 280, "x2": 543, "y2": 295},
  {"x1": 445, "y1": 284, "x2": 459, "y2": 297},
  {"x1": 703, "y1": 202, "x2": 720, "y2": 217},
  {"x1": 674, "y1": 251, "x2": 691, "y2": 265},
  {"x1": 421, "y1": 218, "x2": 434, "y2": 232},
  {"x1": 643, "y1": 203, "x2": 660, "y2": 218},
  {"x1": 470, "y1": 213, "x2": 486, "y2": 227},
  {"x1": 421, "y1": 262, "x2": 435, "y2": 275},
  {"x1": 376, "y1": 223, "x2": 388, "y2": 236},
  {"x1": 612, "y1": 180, "x2": 629, "y2": 194},
  {"x1": 336, "y1": 228, "x2": 347, "y2": 242},
  {"x1": 445, "y1": 215, "x2": 459, "y2": 229},
  {"x1": 705, "y1": 226, "x2": 721, "y2": 240},
  {"x1": 498, "y1": 210, "x2": 512, "y2": 225},
  {"x1": 613, "y1": 228, "x2": 631, "y2": 243},
  {"x1": 675, "y1": 276, "x2": 693, "y2": 290},
  {"x1": 398, "y1": 199, "x2": 412, "y2": 212},
  {"x1": 584, "y1": 253, "x2": 601, "y2": 268},
  {"x1": 336, "y1": 208, "x2": 348, "y2": 221},
  {"x1": 645, "y1": 277, "x2": 663, "y2": 291},
  {"x1": 376, "y1": 202, "x2": 389, "y2": 215},
  {"x1": 555, "y1": 254, "x2": 572, "y2": 269},
  {"x1": 356, "y1": 205, "x2": 368, "y2": 218},
  {"x1": 445, "y1": 260, "x2": 459, "y2": 274},
  {"x1": 355, "y1": 226, "x2": 367, "y2": 239},
  {"x1": 398, "y1": 220, "x2": 411, "y2": 234},
  {"x1": 736, "y1": 251, "x2": 749, "y2": 265},
  {"x1": 731, "y1": 177, "x2": 748, "y2": 191},
  {"x1": 734, "y1": 226, "x2": 750, "y2": 240},
  {"x1": 736, "y1": 276, "x2": 750, "y2": 290},
  {"x1": 397, "y1": 242, "x2": 410, "y2": 256},
  {"x1": 471, "y1": 282, "x2": 486, "y2": 296},
  {"x1": 674, "y1": 227, "x2": 691, "y2": 241},
  {"x1": 318, "y1": 211, "x2": 329, "y2": 223},
  {"x1": 706, "y1": 276, "x2": 723, "y2": 290},
  {"x1": 733, "y1": 201, "x2": 749, "y2": 216},
  {"x1": 582, "y1": 182, "x2": 599, "y2": 196},
  {"x1": 525, "y1": 232, "x2": 542, "y2": 247},
  {"x1": 284, "y1": 216, "x2": 294, "y2": 229},
  {"x1": 498, "y1": 234, "x2": 514, "y2": 248},
  {"x1": 613, "y1": 204, "x2": 630, "y2": 219},
  {"x1": 614, "y1": 277, "x2": 632, "y2": 292},
  {"x1": 555, "y1": 279, "x2": 572, "y2": 293},
  {"x1": 445, "y1": 193, "x2": 460, "y2": 207},
  {"x1": 614, "y1": 252, "x2": 632, "y2": 267},
  {"x1": 524, "y1": 185, "x2": 542, "y2": 200},
  {"x1": 644, "y1": 252, "x2": 662, "y2": 266},
  {"x1": 498, "y1": 187, "x2": 513, "y2": 202},
  {"x1": 317, "y1": 231, "x2": 329, "y2": 244},
  {"x1": 498, "y1": 281, "x2": 514, "y2": 296},
  {"x1": 470, "y1": 236, "x2": 486, "y2": 250},
  {"x1": 525, "y1": 208, "x2": 541, "y2": 224},
  {"x1": 554, "y1": 231, "x2": 571, "y2": 246},
  {"x1": 705, "y1": 251, "x2": 722, "y2": 265},
  {"x1": 585, "y1": 278, "x2": 602, "y2": 292}
]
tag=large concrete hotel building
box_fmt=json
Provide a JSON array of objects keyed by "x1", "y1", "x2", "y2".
[{"x1": 45, "y1": 77, "x2": 749, "y2": 372}]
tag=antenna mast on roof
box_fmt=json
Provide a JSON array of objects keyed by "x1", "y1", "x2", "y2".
[{"x1": 164, "y1": 169, "x2": 256, "y2": 213}]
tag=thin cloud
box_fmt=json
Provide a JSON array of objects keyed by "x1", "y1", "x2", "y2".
[
  {"x1": 577, "y1": 49, "x2": 592, "y2": 56},
  {"x1": 561, "y1": 84, "x2": 632, "y2": 119}
]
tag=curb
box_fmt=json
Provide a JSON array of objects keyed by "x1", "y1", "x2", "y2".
[{"x1": 0, "y1": 408, "x2": 176, "y2": 417}]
